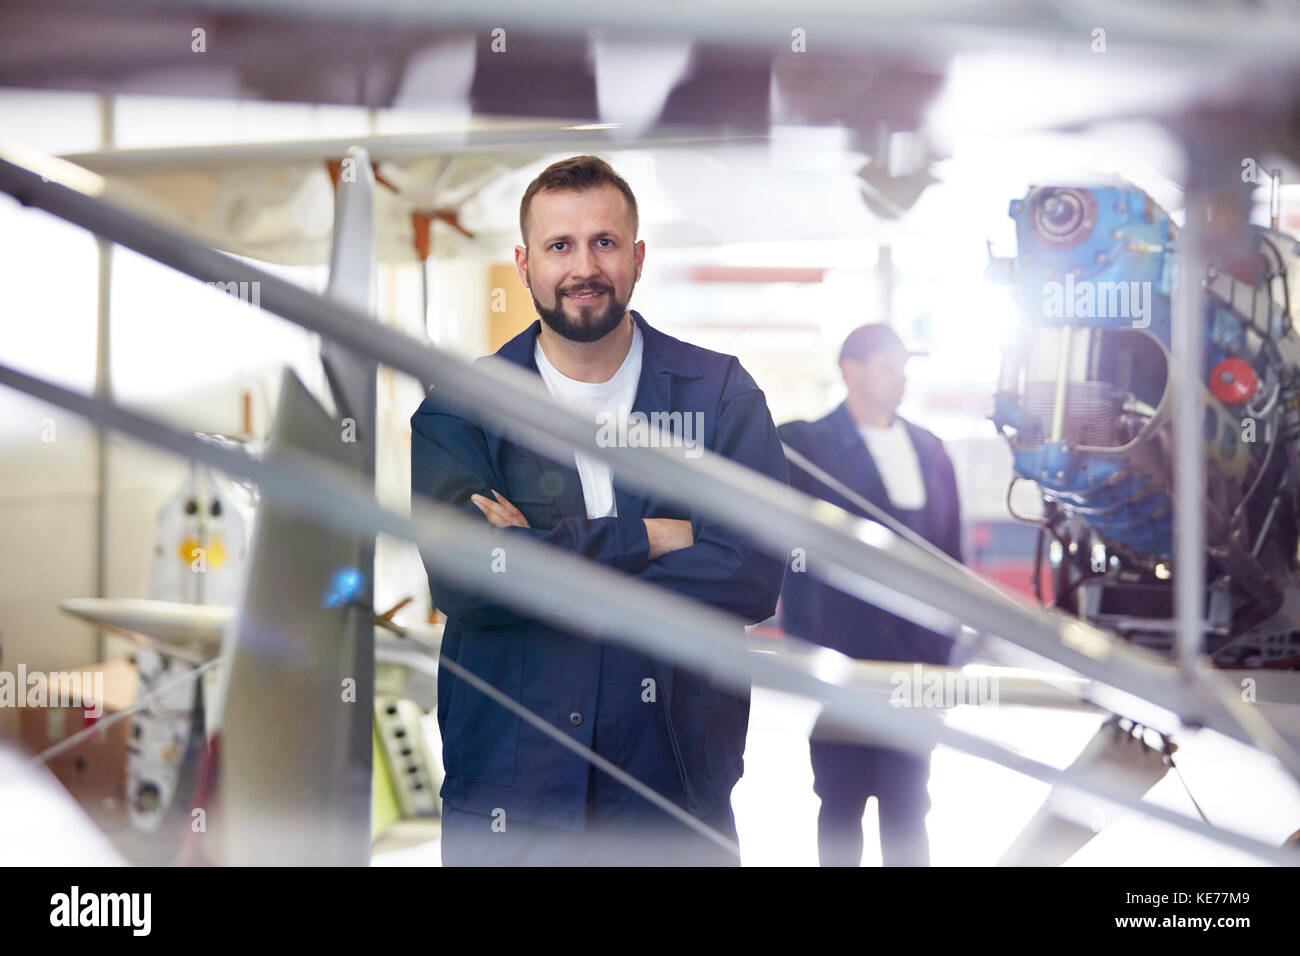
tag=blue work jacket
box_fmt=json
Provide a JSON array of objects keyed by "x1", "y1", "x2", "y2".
[
  {"x1": 410, "y1": 311, "x2": 788, "y2": 831},
  {"x1": 778, "y1": 403, "x2": 963, "y2": 665}
]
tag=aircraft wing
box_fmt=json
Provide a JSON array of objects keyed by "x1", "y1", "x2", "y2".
[
  {"x1": 54, "y1": 127, "x2": 769, "y2": 265},
  {"x1": 59, "y1": 595, "x2": 442, "y2": 651}
]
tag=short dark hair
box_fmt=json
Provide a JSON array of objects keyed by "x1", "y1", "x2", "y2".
[{"x1": 519, "y1": 155, "x2": 639, "y2": 245}]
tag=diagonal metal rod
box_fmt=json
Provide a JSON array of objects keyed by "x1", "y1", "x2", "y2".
[
  {"x1": 1, "y1": 362, "x2": 1295, "y2": 865},
  {"x1": 790, "y1": 438, "x2": 1300, "y2": 782},
  {"x1": 433, "y1": 651, "x2": 740, "y2": 858},
  {"x1": 28, "y1": 622, "x2": 741, "y2": 857},
  {"x1": 782, "y1": 441, "x2": 1011, "y2": 603},
  {"x1": 781, "y1": 441, "x2": 1124, "y2": 710},
  {"x1": 0, "y1": 141, "x2": 1278, "y2": 758},
  {"x1": 31, "y1": 657, "x2": 222, "y2": 766}
]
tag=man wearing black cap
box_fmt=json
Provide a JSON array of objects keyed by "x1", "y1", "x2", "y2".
[{"x1": 778, "y1": 324, "x2": 963, "y2": 867}]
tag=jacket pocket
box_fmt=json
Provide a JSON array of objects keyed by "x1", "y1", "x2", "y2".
[{"x1": 498, "y1": 454, "x2": 558, "y2": 528}]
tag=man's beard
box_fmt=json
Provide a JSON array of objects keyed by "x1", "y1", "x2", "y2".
[{"x1": 533, "y1": 280, "x2": 633, "y2": 343}]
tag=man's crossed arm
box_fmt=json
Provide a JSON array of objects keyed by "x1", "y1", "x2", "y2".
[
  {"x1": 471, "y1": 489, "x2": 693, "y2": 560},
  {"x1": 411, "y1": 368, "x2": 787, "y2": 628}
]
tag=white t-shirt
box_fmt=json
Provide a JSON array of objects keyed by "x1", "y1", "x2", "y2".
[
  {"x1": 534, "y1": 325, "x2": 644, "y2": 518},
  {"x1": 857, "y1": 417, "x2": 926, "y2": 510}
]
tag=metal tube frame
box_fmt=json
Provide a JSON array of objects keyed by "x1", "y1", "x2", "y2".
[
  {"x1": 2, "y1": 141, "x2": 1299, "y2": 862},
  {"x1": 0, "y1": 359, "x2": 1295, "y2": 864},
  {"x1": 0, "y1": 141, "x2": 1271, "y2": 753}
]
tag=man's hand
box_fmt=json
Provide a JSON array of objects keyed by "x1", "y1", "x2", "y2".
[
  {"x1": 644, "y1": 518, "x2": 693, "y2": 560},
  {"x1": 471, "y1": 490, "x2": 530, "y2": 528}
]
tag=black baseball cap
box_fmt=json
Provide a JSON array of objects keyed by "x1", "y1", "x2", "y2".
[{"x1": 838, "y1": 324, "x2": 929, "y2": 363}]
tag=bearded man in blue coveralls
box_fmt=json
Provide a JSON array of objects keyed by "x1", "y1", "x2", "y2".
[
  {"x1": 779, "y1": 324, "x2": 963, "y2": 867},
  {"x1": 410, "y1": 156, "x2": 788, "y2": 866}
]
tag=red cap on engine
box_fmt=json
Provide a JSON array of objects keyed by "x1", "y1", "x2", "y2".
[{"x1": 1210, "y1": 358, "x2": 1258, "y2": 405}]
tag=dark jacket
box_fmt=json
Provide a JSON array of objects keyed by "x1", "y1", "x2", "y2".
[
  {"x1": 410, "y1": 311, "x2": 788, "y2": 830},
  {"x1": 778, "y1": 402, "x2": 962, "y2": 665}
]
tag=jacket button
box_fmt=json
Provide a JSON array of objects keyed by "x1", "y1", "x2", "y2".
[{"x1": 568, "y1": 711, "x2": 583, "y2": 726}]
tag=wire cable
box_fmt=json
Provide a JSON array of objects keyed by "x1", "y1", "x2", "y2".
[{"x1": 31, "y1": 656, "x2": 222, "y2": 766}]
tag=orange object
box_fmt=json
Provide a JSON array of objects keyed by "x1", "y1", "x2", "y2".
[{"x1": 1210, "y1": 358, "x2": 1257, "y2": 405}]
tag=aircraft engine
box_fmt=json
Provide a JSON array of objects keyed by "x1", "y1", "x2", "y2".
[{"x1": 993, "y1": 185, "x2": 1300, "y2": 667}]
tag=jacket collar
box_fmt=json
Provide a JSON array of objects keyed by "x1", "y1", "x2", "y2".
[
  {"x1": 828, "y1": 400, "x2": 915, "y2": 447},
  {"x1": 828, "y1": 401, "x2": 939, "y2": 518},
  {"x1": 492, "y1": 310, "x2": 697, "y2": 515},
  {"x1": 828, "y1": 401, "x2": 861, "y2": 449},
  {"x1": 493, "y1": 310, "x2": 704, "y2": 379}
]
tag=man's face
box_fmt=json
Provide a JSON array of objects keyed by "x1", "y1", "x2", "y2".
[
  {"x1": 515, "y1": 184, "x2": 644, "y2": 343},
  {"x1": 842, "y1": 347, "x2": 908, "y2": 413}
]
